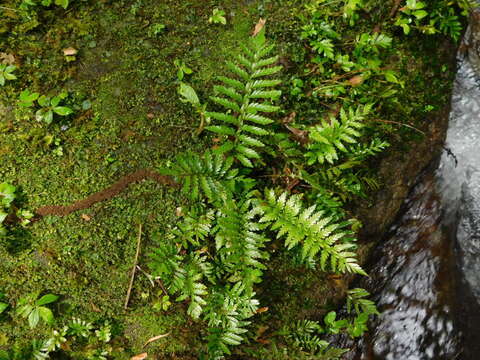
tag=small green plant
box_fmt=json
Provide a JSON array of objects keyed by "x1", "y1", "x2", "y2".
[
  {"x1": 0, "y1": 292, "x2": 8, "y2": 315},
  {"x1": 208, "y1": 8, "x2": 227, "y2": 25},
  {"x1": 0, "y1": 64, "x2": 16, "y2": 86},
  {"x1": 16, "y1": 293, "x2": 59, "y2": 329},
  {"x1": 19, "y1": 90, "x2": 73, "y2": 124},
  {"x1": 153, "y1": 294, "x2": 172, "y2": 312},
  {"x1": 394, "y1": 0, "x2": 464, "y2": 40},
  {"x1": 0, "y1": 182, "x2": 33, "y2": 238},
  {"x1": 178, "y1": 82, "x2": 209, "y2": 134},
  {"x1": 174, "y1": 60, "x2": 193, "y2": 81},
  {"x1": 149, "y1": 23, "x2": 166, "y2": 37}
]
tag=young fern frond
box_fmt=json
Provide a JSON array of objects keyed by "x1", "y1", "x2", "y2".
[
  {"x1": 256, "y1": 189, "x2": 366, "y2": 275},
  {"x1": 305, "y1": 104, "x2": 372, "y2": 165},
  {"x1": 206, "y1": 36, "x2": 282, "y2": 167},
  {"x1": 215, "y1": 196, "x2": 269, "y2": 291},
  {"x1": 158, "y1": 150, "x2": 237, "y2": 203}
]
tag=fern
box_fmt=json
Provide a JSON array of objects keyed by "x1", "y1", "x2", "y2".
[
  {"x1": 215, "y1": 196, "x2": 269, "y2": 291},
  {"x1": 205, "y1": 283, "x2": 259, "y2": 359},
  {"x1": 158, "y1": 151, "x2": 238, "y2": 203},
  {"x1": 256, "y1": 189, "x2": 365, "y2": 275},
  {"x1": 205, "y1": 35, "x2": 282, "y2": 167},
  {"x1": 305, "y1": 104, "x2": 372, "y2": 165},
  {"x1": 346, "y1": 288, "x2": 379, "y2": 316}
]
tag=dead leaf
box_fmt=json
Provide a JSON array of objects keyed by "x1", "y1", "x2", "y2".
[
  {"x1": 252, "y1": 18, "x2": 266, "y2": 36},
  {"x1": 348, "y1": 75, "x2": 363, "y2": 87},
  {"x1": 131, "y1": 353, "x2": 148, "y2": 360},
  {"x1": 0, "y1": 53, "x2": 15, "y2": 65},
  {"x1": 256, "y1": 306, "x2": 269, "y2": 314},
  {"x1": 175, "y1": 207, "x2": 183, "y2": 217},
  {"x1": 63, "y1": 47, "x2": 78, "y2": 56},
  {"x1": 281, "y1": 112, "x2": 296, "y2": 125},
  {"x1": 81, "y1": 214, "x2": 91, "y2": 221},
  {"x1": 257, "y1": 338, "x2": 270, "y2": 344},
  {"x1": 256, "y1": 325, "x2": 269, "y2": 337},
  {"x1": 91, "y1": 303, "x2": 101, "y2": 312},
  {"x1": 146, "y1": 113, "x2": 155, "y2": 119},
  {"x1": 285, "y1": 124, "x2": 309, "y2": 145},
  {"x1": 143, "y1": 333, "x2": 170, "y2": 347}
]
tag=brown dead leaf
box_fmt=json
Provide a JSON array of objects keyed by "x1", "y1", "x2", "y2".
[
  {"x1": 285, "y1": 124, "x2": 309, "y2": 145},
  {"x1": 0, "y1": 53, "x2": 15, "y2": 65},
  {"x1": 281, "y1": 112, "x2": 296, "y2": 125},
  {"x1": 256, "y1": 325, "x2": 269, "y2": 337},
  {"x1": 175, "y1": 207, "x2": 183, "y2": 217},
  {"x1": 81, "y1": 214, "x2": 91, "y2": 221},
  {"x1": 143, "y1": 333, "x2": 170, "y2": 347},
  {"x1": 252, "y1": 18, "x2": 266, "y2": 36},
  {"x1": 130, "y1": 353, "x2": 148, "y2": 360},
  {"x1": 91, "y1": 303, "x2": 101, "y2": 312},
  {"x1": 256, "y1": 306, "x2": 269, "y2": 314},
  {"x1": 256, "y1": 338, "x2": 271, "y2": 344},
  {"x1": 348, "y1": 75, "x2": 363, "y2": 87},
  {"x1": 63, "y1": 47, "x2": 78, "y2": 56}
]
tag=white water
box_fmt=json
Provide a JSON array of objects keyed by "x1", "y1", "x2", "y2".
[{"x1": 437, "y1": 32, "x2": 480, "y2": 303}]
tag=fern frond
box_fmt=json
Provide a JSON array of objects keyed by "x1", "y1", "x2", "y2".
[
  {"x1": 206, "y1": 36, "x2": 282, "y2": 167},
  {"x1": 305, "y1": 104, "x2": 372, "y2": 165},
  {"x1": 256, "y1": 189, "x2": 365, "y2": 275},
  {"x1": 158, "y1": 151, "x2": 237, "y2": 203}
]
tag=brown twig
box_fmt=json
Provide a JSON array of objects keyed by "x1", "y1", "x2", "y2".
[
  {"x1": 370, "y1": 118, "x2": 425, "y2": 135},
  {"x1": 389, "y1": 0, "x2": 403, "y2": 18},
  {"x1": 125, "y1": 223, "x2": 143, "y2": 310},
  {"x1": 155, "y1": 278, "x2": 169, "y2": 297}
]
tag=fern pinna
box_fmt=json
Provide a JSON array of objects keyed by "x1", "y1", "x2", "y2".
[
  {"x1": 205, "y1": 33, "x2": 282, "y2": 167},
  {"x1": 158, "y1": 150, "x2": 238, "y2": 203}
]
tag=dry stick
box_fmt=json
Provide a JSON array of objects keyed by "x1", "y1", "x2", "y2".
[
  {"x1": 370, "y1": 118, "x2": 425, "y2": 135},
  {"x1": 125, "y1": 223, "x2": 143, "y2": 310}
]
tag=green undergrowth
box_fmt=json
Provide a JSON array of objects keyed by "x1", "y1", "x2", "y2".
[{"x1": 0, "y1": 0, "x2": 467, "y2": 358}]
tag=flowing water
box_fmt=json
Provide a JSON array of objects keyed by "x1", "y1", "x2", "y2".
[{"x1": 341, "y1": 16, "x2": 480, "y2": 360}]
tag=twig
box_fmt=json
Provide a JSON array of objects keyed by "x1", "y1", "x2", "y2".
[
  {"x1": 389, "y1": 0, "x2": 403, "y2": 18},
  {"x1": 143, "y1": 332, "x2": 171, "y2": 348},
  {"x1": 124, "y1": 223, "x2": 143, "y2": 309},
  {"x1": 0, "y1": 6, "x2": 18, "y2": 12},
  {"x1": 370, "y1": 118, "x2": 425, "y2": 135},
  {"x1": 136, "y1": 265, "x2": 155, "y2": 287},
  {"x1": 155, "y1": 278, "x2": 169, "y2": 297}
]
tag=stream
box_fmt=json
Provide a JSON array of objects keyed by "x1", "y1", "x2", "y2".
[{"x1": 340, "y1": 13, "x2": 480, "y2": 360}]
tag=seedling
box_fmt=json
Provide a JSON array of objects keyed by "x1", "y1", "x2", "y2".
[
  {"x1": 16, "y1": 293, "x2": 59, "y2": 328},
  {"x1": 208, "y1": 8, "x2": 227, "y2": 25},
  {"x1": 0, "y1": 64, "x2": 16, "y2": 86}
]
